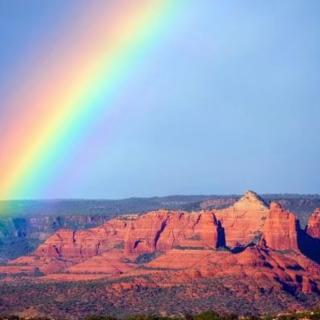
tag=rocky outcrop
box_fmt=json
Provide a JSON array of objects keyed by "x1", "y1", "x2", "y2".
[
  {"x1": 1, "y1": 194, "x2": 319, "y2": 262},
  {"x1": 32, "y1": 210, "x2": 220, "y2": 264},
  {"x1": 2, "y1": 191, "x2": 319, "y2": 298},
  {"x1": 0, "y1": 215, "x2": 114, "y2": 261},
  {"x1": 214, "y1": 191, "x2": 268, "y2": 248},
  {"x1": 34, "y1": 218, "x2": 133, "y2": 261},
  {"x1": 125, "y1": 210, "x2": 220, "y2": 254},
  {"x1": 262, "y1": 202, "x2": 299, "y2": 251},
  {"x1": 145, "y1": 246, "x2": 317, "y2": 293},
  {"x1": 7, "y1": 192, "x2": 310, "y2": 271},
  {"x1": 306, "y1": 208, "x2": 320, "y2": 239}
]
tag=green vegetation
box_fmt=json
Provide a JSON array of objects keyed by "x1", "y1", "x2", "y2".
[
  {"x1": 190, "y1": 310, "x2": 237, "y2": 320},
  {"x1": 1, "y1": 309, "x2": 320, "y2": 320},
  {"x1": 0, "y1": 277, "x2": 319, "y2": 320},
  {"x1": 173, "y1": 246, "x2": 206, "y2": 250},
  {"x1": 135, "y1": 252, "x2": 161, "y2": 264}
]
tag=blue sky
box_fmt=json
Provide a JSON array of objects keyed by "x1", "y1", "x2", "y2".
[{"x1": 1, "y1": 0, "x2": 320, "y2": 198}]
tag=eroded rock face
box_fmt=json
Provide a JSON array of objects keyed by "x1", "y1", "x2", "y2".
[
  {"x1": 306, "y1": 208, "x2": 320, "y2": 239},
  {"x1": 36, "y1": 210, "x2": 221, "y2": 257},
  {"x1": 125, "y1": 210, "x2": 220, "y2": 254},
  {"x1": 35, "y1": 226, "x2": 115, "y2": 260},
  {"x1": 262, "y1": 202, "x2": 299, "y2": 251},
  {"x1": 3, "y1": 191, "x2": 319, "y2": 296},
  {"x1": 139, "y1": 246, "x2": 319, "y2": 293},
  {"x1": 21, "y1": 210, "x2": 220, "y2": 272},
  {"x1": 10, "y1": 192, "x2": 304, "y2": 270},
  {"x1": 214, "y1": 191, "x2": 268, "y2": 248},
  {"x1": 123, "y1": 211, "x2": 169, "y2": 254}
]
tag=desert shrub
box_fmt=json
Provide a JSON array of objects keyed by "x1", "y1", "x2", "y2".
[
  {"x1": 135, "y1": 252, "x2": 161, "y2": 264},
  {"x1": 114, "y1": 241, "x2": 125, "y2": 249},
  {"x1": 33, "y1": 267, "x2": 45, "y2": 277},
  {"x1": 85, "y1": 316, "x2": 117, "y2": 320},
  {"x1": 310, "y1": 311, "x2": 320, "y2": 319},
  {"x1": 222, "y1": 314, "x2": 238, "y2": 320},
  {"x1": 126, "y1": 316, "x2": 167, "y2": 320},
  {"x1": 276, "y1": 315, "x2": 298, "y2": 320},
  {"x1": 173, "y1": 246, "x2": 205, "y2": 250},
  {"x1": 193, "y1": 310, "x2": 221, "y2": 320}
]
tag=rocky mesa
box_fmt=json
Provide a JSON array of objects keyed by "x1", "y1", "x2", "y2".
[{"x1": 1, "y1": 191, "x2": 320, "y2": 317}]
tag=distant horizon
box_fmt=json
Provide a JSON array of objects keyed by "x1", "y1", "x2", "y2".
[{"x1": 1, "y1": 190, "x2": 320, "y2": 202}]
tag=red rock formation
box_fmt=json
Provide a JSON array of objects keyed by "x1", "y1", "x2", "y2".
[
  {"x1": 215, "y1": 191, "x2": 268, "y2": 248},
  {"x1": 36, "y1": 210, "x2": 220, "y2": 258},
  {"x1": 142, "y1": 246, "x2": 318, "y2": 293},
  {"x1": 126, "y1": 210, "x2": 220, "y2": 253},
  {"x1": 123, "y1": 211, "x2": 169, "y2": 254},
  {"x1": 35, "y1": 228, "x2": 109, "y2": 260},
  {"x1": 3, "y1": 191, "x2": 320, "y2": 298},
  {"x1": 262, "y1": 202, "x2": 299, "y2": 251},
  {"x1": 306, "y1": 208, "x2": 320, "y2": 239},
  {"x1": 2, "y1": 190, "x2": 320, "y2": 320},
  {"x1": 12, "y1": 210, "x2": 220, "y2": 273},
  {"x1": 67, "y1": 250, "x2": 137, "y2": 275}
]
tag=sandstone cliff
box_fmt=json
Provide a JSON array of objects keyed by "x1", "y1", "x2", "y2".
[
  {"x1": 1, "y1": 191, "x2": 320, "y2": 298},
  {"x1": 306, "y1": 208, "x2": 320, "y2": 239},
  {"x1": 262, "y1": 202, "x2": 299, "y2": 251},
  {"x1": 1, "y1": 194, "x2": 319, "y2": 261}
]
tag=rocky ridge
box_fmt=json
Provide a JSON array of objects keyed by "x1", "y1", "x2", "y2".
[
  {"x1": 1, "y1": 191, "x2": 320, "y2": 317},
  {"x1": 2, "y1": 192, "x2": 319, "y2": 275},
  {"x1": 1, "y1": 193, "x2": 319, "y2": 262}
]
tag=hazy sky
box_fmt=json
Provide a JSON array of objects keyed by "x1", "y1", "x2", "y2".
[{"x1": 1, "y1": 1, "x2": 320, "y2": 199}]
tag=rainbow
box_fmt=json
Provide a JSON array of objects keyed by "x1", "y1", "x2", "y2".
[{"x1": 0, "y1": 1, "x2": 181, "y2": 202}]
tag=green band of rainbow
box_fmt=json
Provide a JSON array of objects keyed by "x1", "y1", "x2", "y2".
[{"x1": 1, "y1": 1, "x2": 182, "y2": 204}]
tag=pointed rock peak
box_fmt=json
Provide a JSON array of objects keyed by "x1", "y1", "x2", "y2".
[
  {"x1": 233, "y1": 190, "x2": 268, "y2": 211},
  {"x1": 269, "y1": 201, "x2": 284, "y2": 211},
  {"x1": 244, "y1": 190, "x2": 262, "y2": 200}
]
